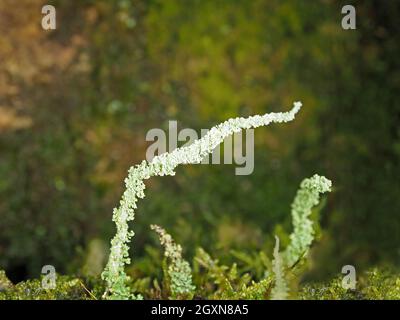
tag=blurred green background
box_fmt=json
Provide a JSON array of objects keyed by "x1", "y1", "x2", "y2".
[{"x1": 0, "y1": 0, "x2": 399, "y2": 283}]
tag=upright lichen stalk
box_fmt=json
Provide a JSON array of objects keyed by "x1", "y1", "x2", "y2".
[
  {"x1": 102, "y1": 101, "x2": 303, "y2": 299},
  {"x1": 271, "y1": 236, "x2": 289, "y2": 300},
  {"x1": 151, "y1": 225, "x2": 195, "y2": 299},
  {"x1": 285, "y1": 174, "x2": 332, "y2": 267}
]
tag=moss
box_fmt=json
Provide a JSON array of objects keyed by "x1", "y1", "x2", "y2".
[
  {"x1": 299, "y1": 277, "x2": 362, "y2": 300},
  {"x1": 0, "y1": 270, "x2": 13, "y2": 291},
  {"x1": 0, "y1": 272, "x2": 105, "y2": 300},
  {"x1": 299, "y1": 268, "x2": 400, "y2": 300},
  {"x1": 2, "y1": 268, "x2": 400, "y2": 300},
  {"x1": 360, "y1": 268, "x2": 400, "y2": 300}
]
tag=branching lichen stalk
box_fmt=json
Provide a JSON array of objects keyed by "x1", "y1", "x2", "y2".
[{"x1": 102, "y1": 101, "x2": 303, "y2": 299}]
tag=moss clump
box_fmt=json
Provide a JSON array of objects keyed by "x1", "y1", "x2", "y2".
[
  {"x1": 0, "y1": 272, "x2": 105, "y2": 300},
  {"x1": 299, "y1": 277, "x2": 361, "y2": 300},
  {"x1": 0, "y1": 270, "x2": 13, "y2": 291},
  {"x1": 1, "y1": 267, "x2": 400, "y2": 300},
  {"x1": 359, "y1": 268, "x2": 400, "y2": 300},
  {"x1": 299, "y1": 268, "x2": 400, "y2": 300}
]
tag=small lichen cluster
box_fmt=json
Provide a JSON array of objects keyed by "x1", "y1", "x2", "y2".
[
  {"x1": 151, "y1": 224, "x2": 195, "y2": 299},
  {"x1": 284, "y1": 174, "x2": 332, "y2": 267},
  {"x1": 102, "y1": 102, "x2": 303, "y2": 299}
]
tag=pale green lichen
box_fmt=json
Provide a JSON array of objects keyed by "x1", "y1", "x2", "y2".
[
  {"x1": 151, "y1": 225, "x2": 195, "y2": 299},
  {"x1": 102, "y1": 102, "x2": 303, "y2": 299},
  {"x1": 285, "y1": 174, "x2": 332, "y2": 267},
  {"x1": 271, "y1": 236, "x2": 289, "y2": 300}
]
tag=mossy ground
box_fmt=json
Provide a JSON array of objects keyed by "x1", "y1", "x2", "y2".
[
  {"x1": 299, "y1": 269, "x2": 400, "y2": 300},
  {"x1": 0, "y1": 272, "x2": 105, "y2": 300},
  {"x1": 1, "y1": 268, "x2": 399, "y2": 300}
]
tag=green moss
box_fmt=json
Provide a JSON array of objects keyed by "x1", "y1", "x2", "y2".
[
  {"x1": 299, "y1": 277, "x2": 361, "y2": 300},
  {"x1": 360, "y1": 269, "x2": 400, "y2": 300},
  {"x1": 0, "y1": 270, "x2": 13, "y2": 291},
  {"x1": 1, "y1": 267, "x2": 400, "y2": 300},
  {"x1": 299, "y1": 269, "x2": 400, "y2": 300},
  {"x1": 0, "y1": 272, "x2": 105, "y2": 300}
]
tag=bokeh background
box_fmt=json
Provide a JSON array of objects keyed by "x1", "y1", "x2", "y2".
[{"x1": 0, "y1": 0, "x2": 399, "y2": 283}]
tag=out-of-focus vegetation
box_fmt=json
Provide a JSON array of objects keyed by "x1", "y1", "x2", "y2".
[{"x1": 0, "y1": 0, "x2": 399, "y2": 297}]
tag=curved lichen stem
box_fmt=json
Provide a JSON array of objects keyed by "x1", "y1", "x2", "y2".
[
  {"x1": 101, "y1": 101, "x2": 303, "y2": 299},
  {"x1": 284, "y1": 174, "x2": 332, "y2": 267}
]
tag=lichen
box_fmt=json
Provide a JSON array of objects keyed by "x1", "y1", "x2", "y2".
[
  {"x1": 271, "y1": 236, "x2": 289, "y2": 300},
  {"x1": 102, "y1": 102, "x2": 303, "y2": 299},
  {"x1": 285, "y1": 174, "x2": 332, "y2": 267},
  {"x1": 151, "y1": 224, "x2": 195, "y2": 299}
]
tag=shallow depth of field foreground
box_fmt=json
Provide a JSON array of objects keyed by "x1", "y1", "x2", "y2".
[{"x1": 0, "y1": 1, "x2": 399, "y2": 300}]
